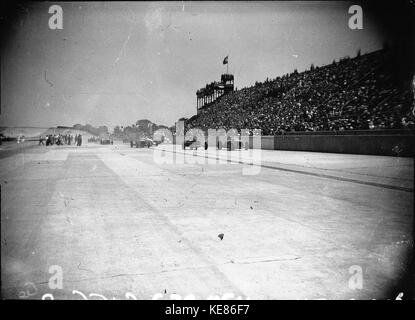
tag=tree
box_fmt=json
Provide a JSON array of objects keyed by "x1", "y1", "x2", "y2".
[
  {"x1": 113, "y1": 125, "x2": 122, "y2": 136},
  {"x1": 98, "y1": 126, "x2": 109, "y2": 136}
]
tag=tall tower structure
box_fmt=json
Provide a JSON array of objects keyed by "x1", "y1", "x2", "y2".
[{"x1": 196, "y1": 73, "x2": 234, "y2": 114}]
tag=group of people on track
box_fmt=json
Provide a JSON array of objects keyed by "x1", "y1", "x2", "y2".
[{"x1": 39, "y1": 133, "x2": 82, "y2": 146}]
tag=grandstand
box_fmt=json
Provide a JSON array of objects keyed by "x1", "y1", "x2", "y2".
[{"x1": 186, "y1": 48, "x2": 414, "y2": 135}]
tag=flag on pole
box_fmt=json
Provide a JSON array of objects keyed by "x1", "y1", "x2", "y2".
[{"x1": 223, "y1": 56, "x2": 228, "y2": 64}]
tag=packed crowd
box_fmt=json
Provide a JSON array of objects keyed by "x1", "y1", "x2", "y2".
[
  {"x1": 39, "y1": 133, "x2": 82, "y2": 146},
  {"x1": 187, "y1": 49, "x2": 414, "y2": 135}
]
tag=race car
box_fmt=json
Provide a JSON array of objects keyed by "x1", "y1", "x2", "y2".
[
  {"x1": 100, "y1": 138, "x2": 113, "y2": 145},
  {"x1": 130, "y1": 137, "x2": 158, "y2": 148},
  {"x1": 130, "y1": 139, "x2": 149, "y2": 148},
  {"x1": 148, "y1": 137, "x2": 162, "y2": 147},
  {"x1": 182, "y1": 137, "x2": 204, "y2": 150}
]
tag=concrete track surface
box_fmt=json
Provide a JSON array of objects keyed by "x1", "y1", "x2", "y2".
[{"x1": 1, "y1": 141, "x2": 413, "y2": 299}]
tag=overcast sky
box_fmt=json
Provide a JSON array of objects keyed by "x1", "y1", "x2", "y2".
[{"x1": 1, "y1": 1, "x2": 384, "y2": 129}]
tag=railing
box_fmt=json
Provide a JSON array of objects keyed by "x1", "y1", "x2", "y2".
[{"x1": 277, "y1": 128, "x2": 414, "y2": 136}]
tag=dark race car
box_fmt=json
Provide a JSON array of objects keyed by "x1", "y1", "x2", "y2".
[
  {"x1": 183, "y1": 137, "x2": 202, "y2": 150},
  {"x1": 130, "y1": 137, "x2": 158, "y2": 148},
  {"x1": 100, "y1": 138, "x2": 113, "y2": 145}
]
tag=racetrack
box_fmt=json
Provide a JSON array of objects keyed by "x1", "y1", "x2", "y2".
[{"x1": 1, "y1": 141, "x2": 413, "y2": 299}]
